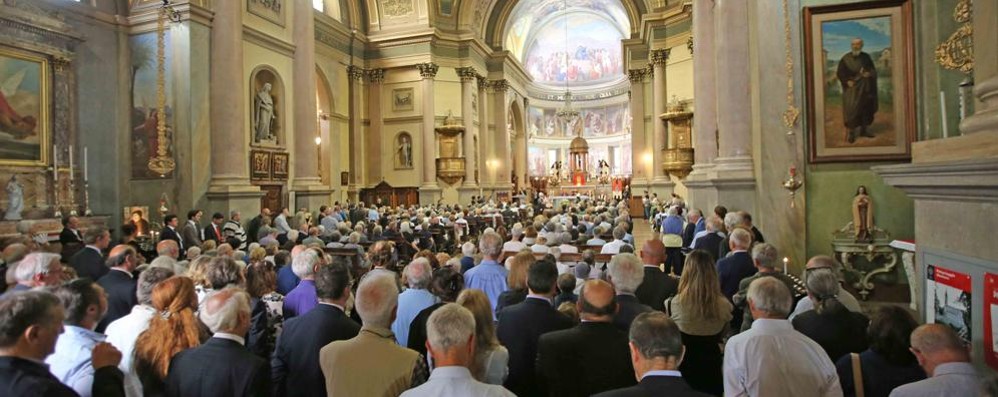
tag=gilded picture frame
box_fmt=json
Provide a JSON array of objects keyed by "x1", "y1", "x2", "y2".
[
  {"x1": 804, "y1": 0, "x2": 915, "y2": 163},
  {"x1": 0, "y1": 45, "x2": 50, "y2": 167},
  {"x1": 250, "y1": 150, "x2": 272, "y2": 180}
]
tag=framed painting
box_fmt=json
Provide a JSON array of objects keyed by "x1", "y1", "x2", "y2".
[
  {"x1": 250, "y1": 150, "x2": 272, "y2": 180},
  {"x1": 804, "y1": 0, "x2": 914, "y2": 163},
  {"x1": 0, "y1": 46, "x2": 49, "y2": 167},
  {"x1": 392, "y1": 88, "x2": 414, "y2": 112},
  {"x1": 271, "y1": 152, "x2": 289, "y2": 179}
]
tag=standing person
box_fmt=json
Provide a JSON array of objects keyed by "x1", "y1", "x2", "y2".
[
  {"x1": 0, "y1": 290, "x2": 124, "y2": 397},
  {"x1": 282, "y1": 249, "x2": 324, "y2": 319},
  {"x1": 223, "y1": 210, "x2": 248, "y2": 250},
  {"x1": 659, "y1": 206, "x2": 685, "y2": 275},
  {"x1": 60, "y1": 215, "x2": 85, "y2": 258},
  {"x1": 180, "y1": 210, "x2": 204, "y2": 249},
  {"x1": 496, "y1": 260, "x2": 574, "y2": 397},
  {"x1": 463, "y1": 232, "x2": 508, "y2": 314},
  {"x1": 664, "y1": 250, "x2": 732, "y2": 396},
  {"x1": 635, "y1": 240, "x2": 676, "y2": 311},
  {"x1": 273, "y1": 208, "x2": 293, "y2": 236},
  {"x1": 407, "y1": 268, "x2": 465, "y2": 359},
  {"x1": 391, "y1": 258, "x2": 437, "y2": 347},
  {"x1": 495, "y1": 251, "x2": 532, "y2": 313},
  {"x1": 272, "y1": 260, "x2": 359, "y2": 397},
  {"x1": 594, "y1": 312, "x2": 711, "y2": 397},
  {"x1": 246, "y1": 208, "x2": 271, "y2": 245},
  {"x1": 887, "y1": 324, "x2": 977, "y2": 397},
  {"x1": 837, "y1": 38, "x2": 878, "y2": 143},
  {"x1": 834, "y1": 306, "x2": 925, "y2": 397},
  {"x1": 244, "y1": 261, "x2": 284, "y2": 359},
  {"x1": 606, "y1": 254, "x2": 652, "y2": 332},
  {"x1": 96, "y1": 245, "x2": 140, "y2": 333},
  {"x1": 792, "y1": 268, "x2": 870, "y2": 361},
  {"x1": 133, "y1": 277, "x2": 206, "y2": 396},
  {"x1": 69, "y1": 228, "x2": 111, "y2": 281},
  {"x1": 105, "y1": 267, "x2": 175, "y2": 397},
  {"x1": 536, "y1": 280, "x2": 635, "y2": 397},
  {"x1": 4, "y1": 252, "x2": 64, "y2": 296},
  {"x1": 202, "y1": 213, "x2": 225, "y2": 244},
  {"x1": 159, "y1": 215, "x2": 185, "y2": 258},
  {"x1": 457, "y1": 289, "x2": 509, "y2": 385},
  {"x1": 164, "y1": 288, "x2": 270, "y2": 397},
  {"x1": 46, "y1": 279, "x2": 121, "y2": 397},
  {"x1": 723, "y1": 277, "x2": 841, "y2": 396},
  {"x1": 400, "y1": 304, "x2": 515, "y2": 397}
]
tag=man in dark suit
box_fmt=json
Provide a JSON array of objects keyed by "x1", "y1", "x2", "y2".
[
  {"x1": 245, "y1": 208, "x2": 270, "y2": 244},
  {"x1": 203, "y1": 212, "x2": 225, "y2": 244},
  {"x1": 496, "y1": 260, "x2": 573, "y2": 397},
  {"x1": 180, "y1": 210, "x2": 203, "y2": 250},
  {"x1": 272, "y1": 258, "x2": 360, "y2": 397},
  {"x1": 537, "y1": 280, "x2": 636, "y2": 397},
  {"x1": 0, "y1": 290, "x2": 125, "y2": 397},
  {"x1": 165, "y1": 288, "x2": 269, "y2": 397},
  {"x1": 716, "y1": 229, "x2": 758, "y2": 332},
  {"x1": 635, "y1": 240, "x2": 677, "y2": 311},
  {"x1": 59, "y1": 215, "x2": 85, "y2": 260},
  {"x1": 95, "y1": 245, "x2": 139, "y2": 333},
  {"x1": 593, "y1": 312, "x2": 711, "y2": 397},
  {"x1": 159, "y1": 214, "x2": 185, "y2": 257},
  {"x1": 607, "y1": 254, "x2": 653, "y2": 332},
  {"x1": 69, "y1": 228, "x2": 111, "y2": 281},
  {"x1": 692, "y1": 216, "x2": 724, "y2": 262},
  {"x1": 682, "y1": 209, "x2": 704, "y2": 248}
]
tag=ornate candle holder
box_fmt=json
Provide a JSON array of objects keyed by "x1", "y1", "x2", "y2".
[
  {"x1": 83, "y1": 181, "x2": 93, "y2": 216},
  {"x1": 782, "y1": 165, "x2": 803, "y2": 208}
]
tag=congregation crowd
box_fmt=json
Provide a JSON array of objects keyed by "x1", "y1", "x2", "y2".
[{"x1": 0, "y1": 195, "x2": 989, "y2": 397}]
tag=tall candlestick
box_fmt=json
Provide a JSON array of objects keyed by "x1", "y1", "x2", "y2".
[
  {"x1": 783, "y1": 257, "x2": 789, "y2": 274},
  {"x1": 52, "y1": 144, "x2": 58, "y2": 182},
  {"x1": 68, "y1": 145, "x2": 74, "y2": 181},
  {"x1": 940, "y1": 91, "x2": 949, "y2": 139},
  {"x1": 83, "y1": 147, "x2": 88, "y2": 182}
]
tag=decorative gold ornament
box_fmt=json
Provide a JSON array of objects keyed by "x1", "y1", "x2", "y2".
[
  {"x1": 935, "y1": 0, "x2": 974, "y2": 75},
  {"x1": 147, "y1": 5, "x2": 176, "y2": 177},
  {"x1": 781, "y1": 0, "x2": 800, "y2": 130}
]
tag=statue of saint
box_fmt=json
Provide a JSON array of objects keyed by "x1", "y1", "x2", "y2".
[
  {"x1": 253, "y1": 83, "x2": 276, "y2": 142},
  {"x1": 4, "y1": 175, "x2": 23, "y2": 221},
  {"x1": 397, "y1": 135, "x2": 412, "y2": 168},
  {"x1": 852, "y1": 185, "x2": 874, "y2": 243}
]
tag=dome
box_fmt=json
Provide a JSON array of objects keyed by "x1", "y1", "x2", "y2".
[{"x1": 570, "y1": 135, "x2": 590, "y2": 152}]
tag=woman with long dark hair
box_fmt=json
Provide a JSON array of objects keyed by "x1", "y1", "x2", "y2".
[{"x1": 834, "y1": 305, "x2": 925, "y2": 397}]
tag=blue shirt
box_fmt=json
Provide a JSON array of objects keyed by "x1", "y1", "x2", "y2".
[
  {"x1": 693, "y1": 218, "x2": 706, "y2": 236},
  {"x1": 46, "y1": 325, "x2": 105, "y2": 397},
  {"x1": 283, "y1": 280, "x2": 317, "y2": 319},
  {"x1": 460, "y1": 256, "x2": 475, "y2": 274},
  {"x1": 661, "y1": 215, "x2": 684, "y2": 235},
  {"x1": 463, "y1": 260, "x2": 509, "y2": 314},
  {"x1": 391, "y1": 288, "x2": 438, "y2": 346},
  {"x1": 276, "y1": 265, "x2": 300, "y2": 296}
]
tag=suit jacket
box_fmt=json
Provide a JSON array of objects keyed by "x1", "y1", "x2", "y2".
[
  {"x1": 635, "y1": 266, "x2": 677, "y2": 311},
  {"x1": 593, "y1": 375, "x2": 712, "y2": 397},
  {"x1": 165, "y1": 337, "x2": 270, "y2": 397},
  {"x1": 716, "y1": 252, "x2": 757, "y2": 301},
  {"x1": 792, "y1": 310, "x2": 870, "y2": 362},
  {"x1": 537, "y1": 321, "x2": 636, "y2": 397},
  {"x1": 180, "y1": 222, "x2": 202, "y2": 249},
  {"x1": 69, "y1": 247, "x2": 108, "y2": 281},
  {"x1": 59, "y1": 228, "x2": 85, "y2": 260},
  {"x1": 272, "y1": 304, "x2": 360, "y2": 397},
  {"x1": 159, "y1": 227, "x2": 184, "y2": 255},
  {"x1": 202, "y1": 224, "x2": 223, "y2": 244},
  {"x1": 0, "y1": 356, "x2": 124, "y2": 397},
  {"x1": 496, "y1": 297, "x2": 574, "y2": 397},
  {"x1": 613, "y1": 294, "x2": 653, "y2": 332},
  {"x1": 682, "y1": 223, "x2": 697, "y2": 248},
  {"x1": 692, "y1": 233, "x2": 723, "y2": 262},
  {"x1": 96, "y1": 269, "x2": 137, "y2": 333}
]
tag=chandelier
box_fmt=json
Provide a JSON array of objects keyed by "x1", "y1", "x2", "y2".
[{"x1": 555, "y1": 0, "x2": 579, "y2": 127}]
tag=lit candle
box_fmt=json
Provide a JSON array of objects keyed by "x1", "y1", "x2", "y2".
[
  {"x1": 68, "y1": 145, "x2": 74, "y2": 181},
  {"x1": 783, "y1": 257, "x2": 789, "y2": 274},
  {"x1": 52, "y1": 144, "x2": 58, "y2": 182},
  {"x1": 83, "y1": 147, "x2": 88, "y2": 182}
]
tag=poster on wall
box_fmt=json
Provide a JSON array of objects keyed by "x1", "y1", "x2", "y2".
[
  {"x1": 925, "y1": 264, "x2": 972, "y2": 344},
  {"x1": 986, "y1": 273, "x2": 998, "y2": 370},
  {"x1": 129, "y1": 33, "x2": 174, "y2": 179}
]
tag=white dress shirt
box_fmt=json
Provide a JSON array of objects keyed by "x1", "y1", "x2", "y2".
[
  {"x1": 502, "y1": 240, "x2": 526, "y2": 253},
  {"x1": 105, "y1": 305, "x2": 156, "y2": 397},
  {"x1": 723, "y1": 318, "x2": 843, "y2": 397},
  {"x1": 600, "y1": 239, "x2": 628, "y2": 254},
  {"x1": 400, "y1": 366, "x2": 515, "y2": 397},
  {"x1": 213, "y1": 332, "x2": 246, "y2": 346}
]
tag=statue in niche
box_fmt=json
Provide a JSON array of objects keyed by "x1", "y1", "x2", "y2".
[
  {"x1": 4, "y1": 175, "x2": 23, "y2": 221},
  {"x1": 397, "y1": 134, "x2": 413, "y2": 169},
  {"x1": 852, "y1": 185, "x2": 874, "y2": 243},
  {"x1": 253, "y1": 83, "x2": 276, "y2": 143}
]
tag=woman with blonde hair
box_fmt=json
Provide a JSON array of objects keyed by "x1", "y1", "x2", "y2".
[
  {"x1": 495, "y1": 250, "x2": 533, "y2": 313},
  {"x1": 184, "y1": 255, "x2": 213, "y2": 300},
  {"x1": 664, "y1": 249, "x2": 732, "y2": 396},
  {"x1": 133, "y1": 276, "x2": 208, "y2": 396},
  {"x1": 248, "y1": 246, "x2": 267, "y2": 264},
  {"x1": 457, "y1": 288, "x2": 509, "y2": 385}
]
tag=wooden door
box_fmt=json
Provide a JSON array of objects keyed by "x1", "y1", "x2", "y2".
[{"x1": 261, "y1": 185, "x2": 282, "y2": 213}]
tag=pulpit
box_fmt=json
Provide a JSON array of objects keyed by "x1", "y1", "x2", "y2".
[{"x1": 435, "y1": 113, "x2": 466, "y2": 185}]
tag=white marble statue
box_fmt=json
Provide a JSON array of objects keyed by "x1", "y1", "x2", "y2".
[
  {"x1": 4, "y1": 175, "x2": 23, "y2": 221},
  {"x1": 398, "y1": 135, "x2": 412, "y2": 168},
  {"x1": 253, "y1": 82, "x2": 275, "y2": 142}
]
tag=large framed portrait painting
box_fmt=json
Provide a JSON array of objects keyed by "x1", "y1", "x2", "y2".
[
  {"x1": 804, "y1": 0, "x2": 914, "y2": 163},
  {"x1": 0, "y1": 46, "x2": 49, "y2": 167}
]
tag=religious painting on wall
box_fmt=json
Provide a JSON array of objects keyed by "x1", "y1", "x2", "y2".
[
  {"x1": 250, "y1": 150, "x2": 272, "y2": 180},
  {"x1": 129, "y1": 33, "x2": 175, "y2": 179},
  {"x1": 804, "y1": 0, "x2": 914, "y2": 163},
  {"x1": 0, "y1": 45, "x2": 48, "y2": 167},
  {"x1": 122, "y1": 206, "x2": 151, "y2": 237},
  {"x1": 271, "y1": 152, "x2": 289, "y2": 179},
  {"x1": 247, "y1": 0, "x2": 285, "y2": 27},
  {"x1": 527, "y1": 146, "x2": 546, "y2": 177},
  {"x1": 392, "y1": 88, "x2": 414, "y2": 111},
  {"x1": 521, "y1": 12, "x2": 624, "y2": 86},
  {"x1": 527, "y1": 107, "x2": 542, "y2": 138}
]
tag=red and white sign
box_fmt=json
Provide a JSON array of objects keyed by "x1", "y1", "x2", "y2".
[
  {"x1": 925, "y1": 264, "x2": 972, "y2": 344},
  {"x1": 986, "y1": 273, "x2": 998, "y2": 371}
]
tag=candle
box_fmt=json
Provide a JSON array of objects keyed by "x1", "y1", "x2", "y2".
[
  {"x1": 940, "y1": 91, "x2": 949, "y2": 139},
  {"x1": 52, "y1": 144, "x2": 58, "y2": 182},
  {"x1": 68, "y1": 145, "x2": 74, "y2": 181},
  {"x1": 783, "y1": 257, "x2": 789, "y2": 274},
  {"x1": 83, "y1": 147, "x2": 88, "y2": 182}
]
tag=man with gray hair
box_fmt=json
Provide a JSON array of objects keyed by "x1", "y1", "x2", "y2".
[
  {"x1": 607, "y1": 254, "x2": 652, "y2": 331},
  {"x1": 691, "y1": 216, "x2": 725, "y2": 260},
  {"x1": 3, "y1": 252, "x2": 63, "y2": 296},
  {"x1": 105, "y1": 266, "x2": 174, "y2": 397},
  {"x1": 320, "y1": 272, "x2": 428, "y2": 396},
  {"x1": 165, "y1": 288, "x2": 269, "y2": 396},
  {"x1": 459, "y1": 242, "x2": 476, "y2": 274},
  {"x1": 601, "y1": 226, "x2": 631, "y2": 255},
  {"x1": 222, "y1": 210, "x2": 247, "y2": 250},
  {"x1": 70, "y1": 227, "x2": 111, "y2": 280},
  {"x1": 732, "y1": 243, "x2": 798, "y2": 332},
  {"x1": 401, "y1": 303, "x2": 515, "y2": 397},
  {"x1": 717, "y1": 211, "x2": 747, "y2": 259},
  {"x1": 392, "y1": 258, "x2": 437, "y2": 346},
  {"x1": 283, "y1": 248, "x2": 323, "y2": 319},
  {"x1": 594, "y1": 312, "x2": 710, "y2": 397},
  {"x1": 723, "y1": 277, "x2": 841, "y2": 396},
  {"x1": 464, "y1": 231, "x2": 508, "y2": 314},
  {"x1": 889, "y1": 323, "x2": 977, "y2": 397},
  {"x1": 716, "y1": 228, "x2": 757, "y2": 305}
]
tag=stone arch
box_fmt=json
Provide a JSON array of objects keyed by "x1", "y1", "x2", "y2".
[
  {"x1": 476, "y1": 0, "x2": 650, "y2": 48},
  {"x1": 508, "y1": 100, "x2": 527, "y2": 190}
]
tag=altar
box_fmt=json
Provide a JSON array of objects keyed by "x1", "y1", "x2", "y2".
[{"x1": 0, "y1": 216, "x2": 109, "y2": 247}]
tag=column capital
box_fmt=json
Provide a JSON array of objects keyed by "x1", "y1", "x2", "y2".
[
  {"x1": 417, "y1": 62, "x2": 439, "y2": 79},
  {"x1": 367, "y1": 68, "x2": 385, "y2": 84},
  {"x1": 347, "y1": 65, "x2": 366, "y2": 81},
  {"x1": 455, "y1": 67, "x2": 478, "y2": 81},
  {"x1": 490, "y1": 79, "x2": 510, "y2": 93},
  {"x1": 649, "y1": 48, "x2": 671, "y2": 65},
  {"x1": 476, "y1": 75, "x2": 489, "y2": 89},
  {"x1": 627, "y1": 68, "x2": 649, "y2": 83}
]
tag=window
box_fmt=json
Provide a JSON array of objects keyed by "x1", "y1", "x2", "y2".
[{"x1": 312, "y1": 0, "x2": 324, "y2": 12}]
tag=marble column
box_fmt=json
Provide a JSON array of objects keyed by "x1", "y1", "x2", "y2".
[
  {"x1": 456, "y1": 67, "x2": 477, "y2": 187},
  {"x1": 491, "y1": 79, "x2": 511, "y2": 193},
  {"x1": 650, "y1": 49, "x2": 670, "y2": 184},
  {"x1": 367, "y1": 69, "x2": 385, "y2": 183},
  {"x1": 207, "y1": 0, "x2": 260, "y2": 214},
  {"x1": 417, "y1": 63, "x2": 441, "y2": 202},
  {"x1": 714, "y1": 0, "x2": 752, "y2": 165},
  {"x1": 691, "y1": 0, "x2": 718, "y2": 166},
  {"x1": 291, "y1": 0, "x2": 322, "y2": 194},
  {"x1": 476, "y1": 75, "x2": 489, "y2": 191},
  {"x1": 959, "y1": 0, "x2": 998, "y2": 136},
  {"x1": 347, "y1": 65, "x2": 364, "y2": 198},
  {"x1": 628, "y1": 68, "x2": 650, "y2": 187}
]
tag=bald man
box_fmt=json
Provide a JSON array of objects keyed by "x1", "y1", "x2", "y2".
[
  {"x1": 634, "y1": 240, "x2": 676, "y2": 311},
  {"x1": 537, "y1": 280, "x2": 636, "y2": 397},
  {"x1": 95, "y1": 245, "x2": 140, "y2": 333},
  {"x1": 889, "y1": 324, "x2": 976, "y2": 397}
]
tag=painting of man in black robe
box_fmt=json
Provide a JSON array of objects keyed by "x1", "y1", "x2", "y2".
[{"x1": 837, "y1": 38, "x2": 878, "y2": 143}]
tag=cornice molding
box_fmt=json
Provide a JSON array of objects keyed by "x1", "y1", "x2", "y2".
[
  {"x1": 872, "y1": 158, "x2": 998, "y2": 203},
  {"x1": 243, "y1": 25, "x2": 296, "y2": 57}
]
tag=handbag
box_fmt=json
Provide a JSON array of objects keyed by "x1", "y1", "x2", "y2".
[{"x1": 850, "y1": 352, "x2": 865, "y2": 397}]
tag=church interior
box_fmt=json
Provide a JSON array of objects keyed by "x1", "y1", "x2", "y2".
[{"x1": 0, "y1": 0, "x2": 997, "y2": 377}]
